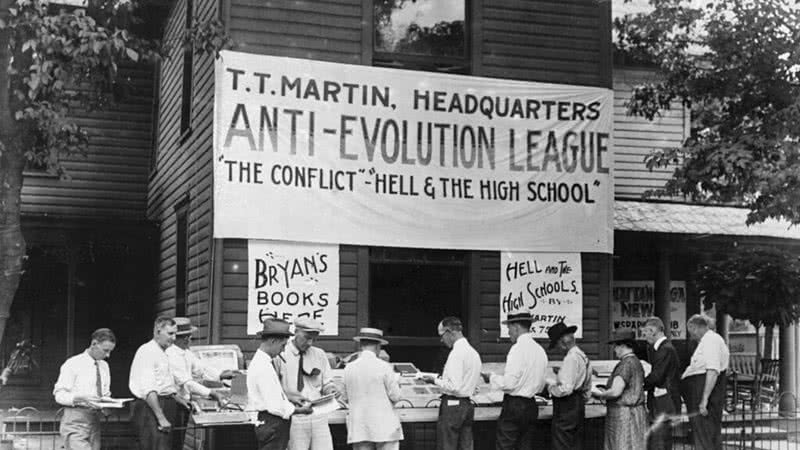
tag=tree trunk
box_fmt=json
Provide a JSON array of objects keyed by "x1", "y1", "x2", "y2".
[{"x1": 0, "y1": 0, "x2": 28, "y2": 383}]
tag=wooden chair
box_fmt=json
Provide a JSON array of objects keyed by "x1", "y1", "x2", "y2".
[{"x1": 756, "y1": 358, "x2": 780, "y2": 409}]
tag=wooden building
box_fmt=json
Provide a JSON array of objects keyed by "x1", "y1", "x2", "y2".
[
  {"x1": 148, "y1": 0, "x2": 615, "y2": 378},
  {"x1": 0, "y1": 65, "x2": 158, "y2": 409}
]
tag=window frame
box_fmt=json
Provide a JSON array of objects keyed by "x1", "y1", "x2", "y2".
[
  {"x1": 174, "y1": 197, "x2": 190, "y2": 317},
  {"x1": 367, "y1": 247, "x2": 469, "y2": 345},
  {"x1": 179, "y1": 0, "x2": 194, "y2": 142},
  {"x1": 370, "y1": 0, "x2": 472, "y2": 74}
]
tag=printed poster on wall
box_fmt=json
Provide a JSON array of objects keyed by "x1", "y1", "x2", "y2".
[
  {"x1": 611, "y1": 281, "x2": 687, "y2": 339},
  {"x1": 214, "y1": 51, "x2": 614, "y2": 253},
  {"x1": 500, "y1": 253, "x2": 582, "y2": 338},
  {"x1": 247, "y1": 240, "x2": 339, "y2": 335}
]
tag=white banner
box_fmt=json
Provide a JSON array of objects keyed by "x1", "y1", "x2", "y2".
[
  {"x1": 611, "y1": 281, "x2": 687, "y2": 339},
  {"x1": 500, "y1": 253, "x2": 583, "y2": 338},
  {"x1": 247, "y1": 240, "x2": 339, "y2": 335},
  {"x1": 214, "y1": 51, "x2": 614, "y2": 253}
]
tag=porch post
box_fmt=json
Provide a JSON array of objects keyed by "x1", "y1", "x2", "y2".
[
  {"x1": 779, "y1": 323, "x2": 797, "y2": 416},
  {"x1": 654, "y1": 244, "x2": 671, "y2": 332}
]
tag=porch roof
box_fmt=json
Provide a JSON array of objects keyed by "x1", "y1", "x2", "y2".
[{"x1": 614, "y1": 201, "x2": 800, "y2": 241}]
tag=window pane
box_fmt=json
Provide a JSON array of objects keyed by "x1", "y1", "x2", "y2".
[
  {"x1": 369, "y1": 261, "x2": 465, "y2": 337},
  {"x1": 374, "y1": 0, "x2": 466, "y2": 57}
]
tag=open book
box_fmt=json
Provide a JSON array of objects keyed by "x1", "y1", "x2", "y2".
[{"x1": 87, "y1": 397, "x2": 134, "y2": 409}]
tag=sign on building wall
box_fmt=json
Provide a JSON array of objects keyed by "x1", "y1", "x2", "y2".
[
  {"x1": 247, "y1": 240, "x2": 339, "y2": 335},
  {"x1": 214, "y1": 51, "x2": 614, "y2": 253},
  {"x1": 611, "y1": 281, "x2": 687, "y2": 339},
  {"x1": 499, "y1": 253, "x2": 583, "y2": 338}
]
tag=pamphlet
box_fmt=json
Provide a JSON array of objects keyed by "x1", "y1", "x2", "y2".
[
  {"x1": 87, "y1": 397, "x2": 134, "y2": 409},
  {"x1": 311, "y1": 395, "x2": 342, "y2": 416}
]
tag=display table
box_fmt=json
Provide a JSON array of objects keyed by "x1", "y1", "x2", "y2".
[{"x1": 323, "y1": 404, "x2": 607, "y2": 425}]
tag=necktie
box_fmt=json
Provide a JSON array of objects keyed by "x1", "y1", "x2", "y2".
[
  {"x1": 272, "y1": 359, "x2": 283, "y2": 381},
  {"x1": 297, "y1": 352, "x2": 305, "y2": 392},
  {"x1": 95, "y1": 361, "x2": 103, "y2": 398}
]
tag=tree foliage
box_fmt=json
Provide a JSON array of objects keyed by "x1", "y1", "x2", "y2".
[
  {"x1": 698, "y1": 247, "x2": 800, "y2": 329},
  {"x1": 615, "y1": 0, "x2": 800, "y2": 225}
]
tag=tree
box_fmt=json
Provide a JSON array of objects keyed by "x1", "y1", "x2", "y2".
[
  {"x1": 0, "y1": 0, "x2": 230, "y2": 384},
  {"x1": 615, "y1": 0, "x2": 800, "y2": 225},
  {"x1": 698, "y1": 248, "x2": 800, "y2": 330}
]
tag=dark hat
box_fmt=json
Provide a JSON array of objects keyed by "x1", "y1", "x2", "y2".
[
  {"x1": 501, "y1": 311, "x2": 533, "y2": 325},
  {"x1": 257, "y1": 319, "x2": 294, "y2": 338},
  {"x1": 547, "y1": 322, "x2": 578, "y2": 349},
  {"x1": 174, "y1": 317, "x2": 198, "y2": 336},
  {"x1": 353, "y1": 327, "x2": 388, "y2": 345},
  {"x1": 608, "y1": 328, "x2": 636, "y2": 345}
]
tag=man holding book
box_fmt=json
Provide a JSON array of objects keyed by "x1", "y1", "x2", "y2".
[{"x1": 53, "y1": 328, "x2": 117, "y2": 450}]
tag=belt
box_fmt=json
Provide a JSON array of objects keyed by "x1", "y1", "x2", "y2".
[
  {"x1": 504, "y1": 394, "x2": 536, "y2": 401},
  {"x1": 440, "y1": 394, "x2": 470, "y2": 400}
]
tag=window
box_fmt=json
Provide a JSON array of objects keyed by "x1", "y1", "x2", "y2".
[
  {"x1": 180, "y1": 0, "x2": 194, "y2": 138},
  {"x1": 369, "y1": 247, "x2": 467, "y2": 371},
  {"x1": 373, "y1": 0, "x2": 469, "y2": 73},
  {"x1": 175, "y1": 199, "x2": 189, "y2": 316}
]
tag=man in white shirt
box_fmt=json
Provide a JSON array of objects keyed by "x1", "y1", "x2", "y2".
[
  {"x1": 279, "y1": 317, "x2": 338, "y2": 450},
  {"x1": 167, "y1": 317, "x2": 232, "y2": 450},
  {"x1": 248, "y1": 318, "x2": 313, "y2": 450},
  {"x1": 681, "y1": 314, "x2": 729, "y2": 450},
  {"x1": 53, "y1": 328, "x2": 116, "y2": 450},
  {"x1": 420, "y1": 317, "x2": 481, "y2": 450},
  {"x1": 482, "y1": 312, "x2": 548, "y2": 450},
  {"x1": 546, "y1": 322, "x2": 591, "y2": 450},
  {"x1": 129, "y1": 317, "x2": 187, "y2": 450}
]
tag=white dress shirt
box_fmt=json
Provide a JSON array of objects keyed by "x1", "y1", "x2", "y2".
[
  {"x1": 280, "y1": 339, "x2": 333, "y2": 402},
  {"x1": 435, "y1": 338, "x2": 482, "y2": 398},
  {"x1": 129, "y1": 340, "x2": 178, "y2": 399},
  {"x1": 167, "y1": 345, "x2": 222, "y2": 400},
  {"x1": 247, "y1": 349, "x2": 295, "y2": 420},
  {"x1": 53, "y1": 351, "x2": 111, "y2": 407},
  {"x1": 491, "y1": 333, "x2": 548, "y2": 398},
  {"x1": 548, "y1": 345, "x2": 590, "y2": 398},
  {"x1": 682, "y1": 330, "x2": 730, "y2": 379}
]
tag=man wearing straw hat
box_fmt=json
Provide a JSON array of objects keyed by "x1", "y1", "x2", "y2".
[
  {"x1": 482, "y1": 311, "x2": 548, "y2": 450},
  {"x1": 342, "y1": 327, "x2": 403, "y2": 450},
  {"x1": 53, "y1": 328, "x2": 116, "y2": 450},
  {"x1": 166, "y1": 317, "x2": 233, "y2": 450},
  {"x1": 248, "y1": 318, "x2": 313, "y2": 450},
  {"x1": 546, "y1": 322, "x2": 591, "y2": 450},
  {"x1": 280, "y1": 317, "x2": 338, "y2": 450}
]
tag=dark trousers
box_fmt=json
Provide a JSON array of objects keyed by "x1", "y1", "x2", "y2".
[
  {"x1": 172, "y1": 400, "x2": 191, "y2": 450},
  {"x1": 255, "y1": 411, "x2": 291, "y2": 450},
  {"x1": 496, "y1": 395, "x2": 538, "y2": 450},
  {"x1": 436, "y1": 395, "x2": 475, "y2": 450},
  {"x1": 133, "y1": 397, "x2": 178, "y2": 450},
  {"x1": 646, "y1": 394, "x2": 679, "y2": 450},
  {"x1": 682, "y1": 372, "x2": 726, "y2": 450},
  {"x1": 551, "y1": 392, "x2": 585, "y2": 450}
]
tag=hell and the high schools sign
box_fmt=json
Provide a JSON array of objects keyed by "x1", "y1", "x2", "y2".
[{"x1": 213, "y1": 51, "x2": 614, "y2": 253}]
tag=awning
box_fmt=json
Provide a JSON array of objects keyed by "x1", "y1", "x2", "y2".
[{"x1": 614, "y1": 201, "x2": 800, "y2": 240}]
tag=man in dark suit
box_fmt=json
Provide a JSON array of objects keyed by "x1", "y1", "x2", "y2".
[{"x1": 642, "y1": 317, "x2": 682, "y2": 450}]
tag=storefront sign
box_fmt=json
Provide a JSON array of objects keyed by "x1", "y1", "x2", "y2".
[
  {"x1": 500, "y1": 253, "x2": 583, "y2": 338},
  {"x1": 247, "y1": 240, "x2": 339, "y2": 335},
  {"x1": 214, "y1": 51, "x2": 614, "y2": 253},
  {"x1": 611, "y1": 281, "x2": 687, "y2": 339}
]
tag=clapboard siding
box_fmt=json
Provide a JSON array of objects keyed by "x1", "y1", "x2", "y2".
[
  {"x1": 221, "y1": 240, "x2": 361, "y2": 360},
  {"x1": 147, "y1": 0, "x2": 218, "y2": 339},
  {"x1": 481, "y1": 0, "x2": 608, "y2": 87},
  {"x1": 20, "y1": 66, "x2": 154, "y2": 219},
  {"x1": 478, "y1": 252, "x2": 604, "y2": 363},
  {"x1": 613, "y1": 67, "x2": 689, "y2": 199},
  {"x1": 227, "y1": 0, "x2": 363, "y2": 64}
]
